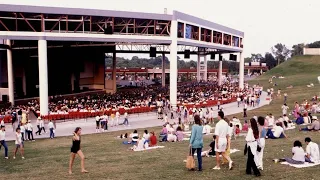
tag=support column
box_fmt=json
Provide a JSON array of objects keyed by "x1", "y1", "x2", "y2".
[
  {"x1": 162, "y1": 53, "x2": 165, "y2": 87},
  {"x1": 6, "y1": 40, "x2": 14, "y2": 105},
  {"x1": 38, "y1": 40, "x2": 48, "y2": 115},
  {"x1": 112, "y1": 51, "x2": 117, "y2": 93},
  {"x1": 197, "y1": 54, "x2": 201, "y2": 82},
  {"x1": 239, "y1": 52, "x2": 244, "y2": 90},
  {"x1": 203, "y1": 55, "x2": 208, "y2": 81},
  {"x1": 22, "y1": 68, "x2": 26, "y2": 96},
  {"x1": 248, "y1": 69, "x2": 250, "y2": 75},
  {"x1": 218, "y1": 59, "x2": 223, "y2": 86},
  {"x1": 169, "y1": 16, "x2": 178, "y2": 108}
]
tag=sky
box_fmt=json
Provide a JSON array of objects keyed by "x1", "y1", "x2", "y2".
[{"x1": 2, "y1": 0, "x2": 320, "y2": 60}]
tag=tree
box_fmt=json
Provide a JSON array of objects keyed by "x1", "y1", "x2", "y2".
[
  {"x1": 291, "y1": 43, "x2": 304, "y2": 57},
  {"x1": 272, "y1": 43, "x2": 290, "y2": 65},
  {"x1": 250, "y1": 53, "x2": 264, "y2": 62},
  {"x1": 263, "y1": 52, "x2": 277, "y2": 69},
  {"x1": 307, "y1": 41, "x2": 320, "y2": 48}
]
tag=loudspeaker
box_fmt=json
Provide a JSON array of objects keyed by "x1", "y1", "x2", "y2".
[
  {"x1": 2, "y1": 95, "x2": 7, "y2": 102},
  {"x1": 249, "y1": 62, "x2": 251, "y2": 66},
  {"x1": 184, "y1": 50, "x2": 190, "y2": 59},
  {"x1": 219, "y1": 55, "x2": 223, "y2": 61},
  {"x1": 233, "y1": 54, "x2": 237, "y2": 61},
  {"x1": 104, "y1": 26, "x2": 113, "y2": 34},
  {"x1": 150, "y1": 47, "x2": 157, "y2": 57},
  {"x1": 229, "y1": 54, "x2": 233, "y2": 60},
  {"x1": 210, "y1": 52, "x2": 215, "y2": 60}
]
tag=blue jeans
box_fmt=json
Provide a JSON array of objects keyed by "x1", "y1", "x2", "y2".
[
  {"x1": 123, "y1": 118, "x2": 129, "y2": 125},
  {"x1": 192, "y1": 148, "x2": 202, "y2": 170},
  {"x1": 160, "y1": 134, "x2": 167, "y2": 142},
  {"x1": 50, "y1": 128, "x2": 54, "y2": 138},
  {"x1": 0, "y1": 140, "x2": 8, "y2": 157},
  {"x1": 266, "y1": 129, "x2": 285, "y2": 139}
]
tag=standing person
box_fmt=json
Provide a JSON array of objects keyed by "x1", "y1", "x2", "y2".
[
  {"x1": 189, "y1": 115, "x2": 203, "y2": 171},
  {"x1": 243, "y1": 103, "x2": 248, "y2": 118},
  {"x1": 237, "y1": 97, "x2": 241, "y2": 107},
  {"x1": 213, "y1": 111, "x2": 234, "y2": 170},
  {"x1": 35, "y1": 117, "x2": 41, "y2": 135},
  {"x1": 20, "y1": 123, "x2": 26, "y2": 141},
  {"x1": 257, "y1": 116, "x2": 266, "y2": 170},
  {"x1": 48, "y1": 120, "x2": 55, "y2": 139},
  {"x1": 26, "y1": 121, "x2": 35, "y2": 141},
  {"x1": 123, "y1": 112, "x2": 129, "y2": 126},
  {"x1": 95, "y1": 115, "x2": 100, "y2": 133},
  {"x1": 39, "y1": 117, "x2": 46, "y2": 134},
  {"x1": 17, "y1": 109, "x2": 22, "y2": 125},
  {"x1": 116, "y1": 111, "x2": 120, "y2": 126},
  {"x1": 0, "y1": 125, "x2": 8, "y2": 159},
  {"x1": 100, "y1": 115, "x2": 106, "y2": 132},
  {"x1": 281, "y1": 104, "x2": 289, "y2": 116},
  {"x1": 245, "y1": 118, "x2": 261, "y2": 177},
  {"x1": 11, "y1": 112, "x2": 17, "y2": 132},
  {"x1": 284, "y1": 93, "x2": 288, "y2": 104},
  {"x1": 13, "y1": 127, "x2": 24, "y2": 159},
  {"x1": 223, "y1": 119, "x2": 232, "y2": 164},
  {"x1": 69, "y1": 127, "x2": 88, "y2": 174},
  {"x1": 217, "y1": 101, "x2": 221, "y2": 110}
]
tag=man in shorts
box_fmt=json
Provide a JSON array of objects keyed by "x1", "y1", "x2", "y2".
[{"x1": 213, "y1": 111, "x2": 233, "y2": 170}]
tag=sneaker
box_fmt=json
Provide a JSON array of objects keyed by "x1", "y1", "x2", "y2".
[
  {"x1": 5, "y1": 157, "x2": 8, "y2": 159},
  {"x1": 229, "y1": 161, "x2": 234, "y2": 170},
  {"x1": 22, "y1": 157, "x2": 25, "y2": 159},
  {"x1": 13, "y1": 156, "x2": 16, "y2": 159},
  {"x1": 212, "y1": 166, "x2": 220, "y2": 170}
]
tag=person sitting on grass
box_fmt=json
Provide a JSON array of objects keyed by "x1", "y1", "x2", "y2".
[
  {"x1": 305, "y1": 137, "x2": 320, "y2": 163},
  {"x1": 295, "y1": 113, "x2": 304, "y2": 125},
  {"x1": 299, "y1": 116, "x2": 319, "y2": 131},
  {"x1": 235, "y1": 125, "x2": 241, "y2": 137},
  {"x1": 149, "y1": 132, "x2": 157, "y2": 147},
  {"x1": 175, "y1": 126, "x2": 184, "y2": 142},
  {"x1": 159, "y1": 125, "x2": 168, "y2": 142},
  {"x1": 128, "y1": 130, "x2": 139, "y2": 144},
  {"x1": 131, "y1": 136, "x2": 148, "y2": 151},
  {"x1": 202, "y1": 122, "x2": 212, "y2": 134},
  {"x1": 281, "y1": 140, "x2": 306, "y2": 164},
  {"x1": 266, "y1": 123, "x2": 287, "y2": 139},
  {"x1": 143, "y1": 130, "x2": 150, "y2": 143},
  {"x1": 167, "y1": 130, "x2": 177, "y2": 142}
]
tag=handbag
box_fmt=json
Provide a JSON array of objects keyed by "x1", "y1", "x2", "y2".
[
  {"x1": 186, "y1": 147, "x2": 195, "y2": 170},
  {"x1": 257, "y1": 145, "x2": 262, "y2": 152}
]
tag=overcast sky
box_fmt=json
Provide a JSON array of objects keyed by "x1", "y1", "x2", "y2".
[{"x1": 2, "y1": 0, "x2": 320, "y2": 60}]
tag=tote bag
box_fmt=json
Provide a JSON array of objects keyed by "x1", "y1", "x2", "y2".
[{"x1": 186, "y1": 147, "x2": 195, "y2": 170}]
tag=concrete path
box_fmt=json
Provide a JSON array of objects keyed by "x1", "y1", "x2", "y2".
[{"x1": 4, "y1": 92, "x2": 269, "y2": 141}]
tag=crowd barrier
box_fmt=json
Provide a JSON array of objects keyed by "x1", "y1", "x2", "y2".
[{"x1": 1, "y1": 98, "x2": 236, "y2": 123}]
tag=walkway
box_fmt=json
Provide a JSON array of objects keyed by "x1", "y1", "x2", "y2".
[{"x1": 5, "y1": 92, "x2": 269, "y2": 141}]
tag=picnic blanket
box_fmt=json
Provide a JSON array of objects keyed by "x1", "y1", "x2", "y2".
[
  {"x1": 183, "y1": 138, "x2": 190, "y2": 141},
  {"x1": 285, "y1": 126, "x2": 296, "y2": 130},
  {"x1": 280, "y1": 161, "x2": 320, "y2": 168},
  {"x1": 133, "y1": 146, "x2": 165, "y2": 152},
  {"x1": 194, "y1": 149, "x2": 240, "y2": 156}
]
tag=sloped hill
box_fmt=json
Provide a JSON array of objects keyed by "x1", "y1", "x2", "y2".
[{"x1": 250, "y1": 55, "x2": 320, "y2": 90}]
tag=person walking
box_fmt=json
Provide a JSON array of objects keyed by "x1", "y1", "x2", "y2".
[
  {"x1": 213, "y1": 111, "x2": 234, "y2": 170},
  {"x1": 123, "y1": 112, "x2": 129, "y2": 126},
  {"x1": 189, "y1": 115, "x2": 204, "y2": 171},
  {"x1": 257, "y1": 116, "x2": 266, "y2": 170},
  {"x1": 39, "y1": 117, "x2": 46, "y2": 134},
  {"x1": 26, "y1": 121, "x2": 35, "y2": 141},
  {"x1": 69, "y1": 127, "x2": 88, "y2": 174},
  {"x1": 48, "y1": 120, "x2": 55, "y2": 139},
  {"x1": 245, "y1": 118, "x2": 261, "y2": 177},
  {"x1": 243, "y1": 103, "x2": 248, "y2": 118},
  {"x1": 0, "y1": 125, "x2": 8, "y2": 159},
  {"x1": 35, "y1": 117, "x2": 41, "y2": 135},
  {"x1": 17, "y1": 109, "x2": 22, "y2": 125},
  {"x1": 13, "y1": 127, "x2": 25, "y2": 159}
]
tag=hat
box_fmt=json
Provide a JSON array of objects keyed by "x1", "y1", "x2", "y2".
[{"x1": 312, "y1": 116, "x2": 318, "y2": 120}]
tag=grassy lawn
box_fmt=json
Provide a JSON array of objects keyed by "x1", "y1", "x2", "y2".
[{"x1": 1, "y1": 55, "x2": 320, "y2": 180}]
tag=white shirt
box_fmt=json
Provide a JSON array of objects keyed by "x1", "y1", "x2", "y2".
[
  {"x1": 26, "y1": 123, "x2": 33, "y2": 131},
  {"x1": 116, "y1": 112, "x2": 120, "y2": 118},
  {"x1": 15, "y1": 132, "x2": 22, "y2": 145},
  {"x1": 245, "y1": 128, "x2": 256, "y2": 142},
  {"x1": 273, "y1": 126, "x2": 284, "y2": 138},
  {"x1": 143, "y1": 133, "x2": 150, "y2": 140},
  {"x1": 283, "y1": 116, "x2": 289, "y2": 122},
  {"x1": 215, "y1": 119, "x2": 229, "y2": 140},
  {"x1": 124, "y1": 112, "x2": 128, "y2": 118},
  {"x1": 131, "y1": 133, "x2": 139, "y2": 142},
  {"x1": 0, "y1": 130, "x2": 5, "y2": 140},
  {"x1": 228, "y1": 126, "x2": 234, "y2": 136},
  {"x1": 202, "y1": 125, "x2": 211, "y2": 134},
  {"x1": 268, "y1": 117, "x2": 275, "y2": 126},
  {"x1": 48, "y1": 122, "x2": 54, "y2": 129},
  {"x1": 292, "y1": 147, "x2": 306, "y2": 162},
  {"x1": 40, "y1": 120, "x2": 44, "y2": 128},
  {"x1": 306, "y1": 142, "x2": 320, "y2": 162}
]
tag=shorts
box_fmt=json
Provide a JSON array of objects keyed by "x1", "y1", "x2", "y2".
[
  {"x1": 216, "y1": 138, "x2": 227, "y2": 152},
  {"x1": 16, "y1": 143, "x2": 24, "y2": 148}
]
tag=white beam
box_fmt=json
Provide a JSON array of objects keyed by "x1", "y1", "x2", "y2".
[
  {"x1": 239, "y1": 52, "x2": 244, "y2": 90},
  {"x1": 203, "y1": 55, "x2": 208, "y2": 81},
  {"x1": 38, "y1": 40, "x2": 49, "y2": 115},
  {"x1": 197, "y1": 54, "x2": 201, "y2": 82},
  {"x1": 169, "y1": 18, "x2": 178, "y2": 108},
  {"x1": 6, "y1": 39, "x2": 14, "y2": 105},
  {"x1": 162, "y1": 52, "x2": 165, "y2": 87},
  {"x1": 218, "y1": 60, "x2": 223, "y2": 86}
]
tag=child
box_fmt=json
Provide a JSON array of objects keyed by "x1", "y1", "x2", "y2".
[
  {"x1": 242, "y1": 120, "x2": 249, "y2": 132},
  {"x1": 235, "y1": 124, "x2": 240, "y2": 136},
  {"x1": 149, "y1": 132, "x2": 157, "y2": 147},
  {"x1": 204, "y1": 135, "x2": 216, "y2": 157}
]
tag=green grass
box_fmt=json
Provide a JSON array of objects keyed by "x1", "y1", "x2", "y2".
[{"x1": 1, "y1": 56, "x2": 320, "y2": 180}]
